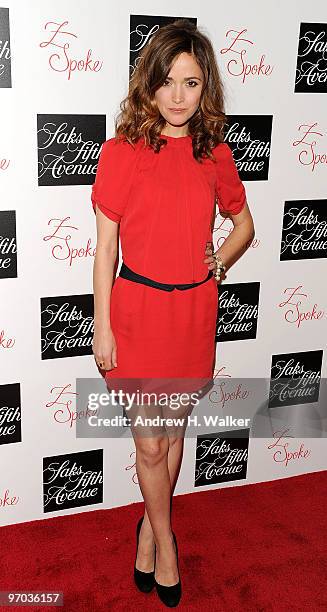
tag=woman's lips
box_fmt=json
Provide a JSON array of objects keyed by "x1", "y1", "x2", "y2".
[{"x1": 169, "y1": 109, "x2": 186, "y2": 113}]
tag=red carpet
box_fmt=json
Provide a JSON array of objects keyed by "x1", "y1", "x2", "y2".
[{"x1": 1, "y1": 471, "x2": 327, "y2": 611}]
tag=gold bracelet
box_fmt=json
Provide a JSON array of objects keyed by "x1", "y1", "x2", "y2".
[{"x1": 212, "y1": 252, "x2": 226, "y2": 281}]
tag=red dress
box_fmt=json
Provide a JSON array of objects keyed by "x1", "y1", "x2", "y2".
[{"x1": 91, "y1": 134, "x2": 246, "y2": 392}]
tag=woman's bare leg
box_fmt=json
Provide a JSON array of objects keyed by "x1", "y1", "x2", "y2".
[
  {"x1": 128, "y1": 399, "x2": 177, "y2": 584},
  {"x1": 136, "y1": 436, "x2": 184, "y2": 579},
  {"x1": 168, "y1": 437, "x2": 185, "y2": 495},
  {"x1": 132, "y1": 399, "x2": 191, "y2": 583}
]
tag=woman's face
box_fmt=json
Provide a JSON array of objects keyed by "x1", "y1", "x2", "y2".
[{"x1": 154, "y1": 52, "x2": 204, "y2": 135}]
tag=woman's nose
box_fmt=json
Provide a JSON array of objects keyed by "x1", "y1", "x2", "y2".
[{"x1": 171, "y1": 86, "x2": 184, "y2": 103}]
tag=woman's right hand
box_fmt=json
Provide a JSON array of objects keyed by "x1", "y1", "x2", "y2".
[{"x1": 92, "y1": 325, "x2": 117, "y2": 371}]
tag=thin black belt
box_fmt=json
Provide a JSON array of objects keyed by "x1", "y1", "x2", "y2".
[{"x1": 119, "y1": 262, "x2": 213, "y2": 292}]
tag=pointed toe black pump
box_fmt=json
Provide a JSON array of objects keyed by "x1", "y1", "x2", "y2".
[
  {"x1": 134, "y1": 517, "x2": 155, "y2": 593},
  {"x1": 154, "y1": 532, "x2": 182, "y2": 607}
]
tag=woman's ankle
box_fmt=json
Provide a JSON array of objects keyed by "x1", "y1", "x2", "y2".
[{"x1": 155, "y1": 530, "x2": 175, "y2": 551}]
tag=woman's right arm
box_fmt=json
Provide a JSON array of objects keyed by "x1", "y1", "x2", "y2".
[{"x1": 92, "y1": 204, "x2": 119, "y2": 371}]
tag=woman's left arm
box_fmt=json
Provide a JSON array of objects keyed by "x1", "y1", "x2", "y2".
[{"x1": 205, "y1": 199, "x2": 255, "y2": 274}]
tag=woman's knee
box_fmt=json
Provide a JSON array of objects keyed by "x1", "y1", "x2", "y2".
[
  {"x1": 167, "y1": 435, "x2": 184, "y2": 448},
  {"x1": 135, "y1": 435, "x2": 169, "y2": 466}
]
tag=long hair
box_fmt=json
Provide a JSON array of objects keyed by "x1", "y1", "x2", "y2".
[{"x1": 115, "y1": 19, "x2": 227, "y2": 163}]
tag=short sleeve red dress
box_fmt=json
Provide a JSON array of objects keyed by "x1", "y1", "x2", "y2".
[{"x1": 91, "y1": 134, "x2": 246, "y2": 391}]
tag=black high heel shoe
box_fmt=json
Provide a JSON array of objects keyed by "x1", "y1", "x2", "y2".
[
  {"x1": 134, "y1": 517, "x2": 155, "y2": 593},
  {"x1": 154, "y1": 532, "x2": 182, "y2": 607}
]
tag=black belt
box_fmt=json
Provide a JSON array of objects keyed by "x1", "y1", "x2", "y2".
[{"x1": 119, "y1": 262, "x2": 213, "y2": 292}]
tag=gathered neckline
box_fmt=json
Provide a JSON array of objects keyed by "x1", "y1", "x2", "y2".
[
  {"x1": 160, "y1": 133, "x2": 192, "y2": 147},
  {"x1": 139, "y1": 133, "x2": 192, "y2": 149}
]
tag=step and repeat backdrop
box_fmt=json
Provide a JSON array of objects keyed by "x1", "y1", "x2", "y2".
[{"x1": 1, "y1": 1, "x2": 326, "y2": 526}]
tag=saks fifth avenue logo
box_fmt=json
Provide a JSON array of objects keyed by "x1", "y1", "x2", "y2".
[
  {"x1": 43, "y1": 449, "x2": 103, "y2": 512},
  {"x1": 0, "y1": 383, "x2": 21, "y2": 445},
  {"x1": 195, "y1": 429, "x2": 249, "y2": 486},
  {"x1": 217, "y1": 282, "x2": 260, "y2": 342},
  {"x1": 40, "y1": 294, "x2": 94, "y2": 360},
  {"x1": 278, "y1": 286, "x2": 325, "y2": 328},
  {"x1": 224, "y1": 115, "x2": 272, "y2": 181},
  {"x1": 292, "y1": 123, "x2": 327, "y2": 172},
  {"x1": 39, "y1": 20, "x2": 103, "y2": 80},
  {"x1": 46, "y1": 383, "x2": 99, "y2": 429},
  {"x1": 0, "y1": 7, "x2": 11, "y2": 87},
  {"x1": 129, "y1": 15, "x2": 197, "y2": 77},
  {"x1": 295, "y1": 22, "x2": 327, "y2": 93},
  {"x1": 268, "y1": 350, "x2": 323, "y2": 408},
  {"x1": 0, "y1": 211, "x2": 17, "y2": 279},
  {"x1": 43, "y1": 216, "x2": 96, "y2": 266},
  {"x1": 220, "y1": 28, "x2": 274, "y2": 84},
  {"x1": 37, "y1": 114, "x2": 106, "y2": 186},
  {"x1": 267, "y1": 428, "x2": 311, "y2": 467},
  {"x1": 280, "y1": 199, "x2": 327, "y2": 260}
]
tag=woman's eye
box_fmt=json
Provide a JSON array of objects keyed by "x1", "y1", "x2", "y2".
[{"x1": 162, "y1": 80, "x2": 198, "y2": 87}]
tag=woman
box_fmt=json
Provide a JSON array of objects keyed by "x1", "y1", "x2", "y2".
[{"x1": 91, "y1": 19, "x2": 254, "y2": 608}]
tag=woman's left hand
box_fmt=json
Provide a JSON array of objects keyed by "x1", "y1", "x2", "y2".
[
  {"x1": 204, "y1": 242, "x2": 226, "y2": 282},
  {"x1": 204, "y1": 241, "x2": 216, "y2": 272}
]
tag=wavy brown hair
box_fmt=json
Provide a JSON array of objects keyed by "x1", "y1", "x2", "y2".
[{"x1": 114, "y1": 19, "x2": 227, "y2": 163}]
